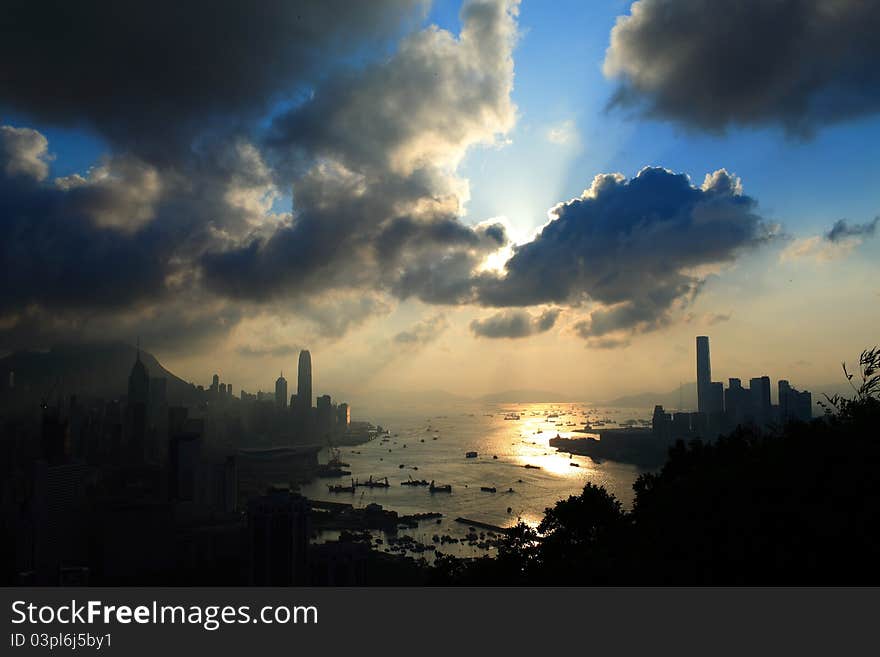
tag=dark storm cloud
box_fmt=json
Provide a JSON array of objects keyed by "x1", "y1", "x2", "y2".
[
  {"x1": 604, "y1": 0, "x2": 880, "y2": 135},
  {"x1": 0, "y1": 0, "x2": 522, "y2": 355},
  {"x1": 0, "y1": 0, "x2": 425, "y2": 160},
  {"x1": 0, "y1": 134, "x2": 170, "y2": 314},
  {"x1": 376, "y1": 217, "x2": 508, "y2": 261},
  {"x1": 470, "y1": 308, "x2": 560, "y2": 339},
  {"x1": 477, "y1": 167, "x2": 775, "y2": 339},
  {"x1": 0, "y1": 124, "x2": 290, "y2": 311},
  {"x1": 826, "y1": 217, "x2": 879, "y2": 242},
  {"x1": 0, "y1": 297, "x2": 243, "y2": 356},
  {"x1": 266, "y1": 0, "x2": 516, "y2": 176},
  {"x1": 0, "y1": 0, "x2": 525, "y2": 353},
  {"x1": 203, "y1": 0, "x2": 518, "y2": 306}
]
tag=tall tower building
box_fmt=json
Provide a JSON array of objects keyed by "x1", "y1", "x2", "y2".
[
  {"x1": 275, "y1": 373, "x2": 288, "y2": 409},
  {"x1": 297, "y1": 350, "x2": 312, "y2": 411},
  {"x1": 128, "y1": 349, "x2": 151, "y2": 406},
  {"x1": 696, "y1": 336, "x2": 711, "y2": 413},
  {"x1": 126, "y1": 348, "x2": 151, "y2": 464}
]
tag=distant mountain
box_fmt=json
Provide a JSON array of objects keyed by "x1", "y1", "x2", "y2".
[
  {"x1": 0, "y1": 341, "x2": 197, "y2": 404},
  {"x1": 478, "y1": 389, "x2": 571, "y2": 403},
  {"x1": 601, "y1": 382, "x2": 698, "y2": 410},
  {"x1": 350, "y1": 388, "x2": 470, "y2": 409}
]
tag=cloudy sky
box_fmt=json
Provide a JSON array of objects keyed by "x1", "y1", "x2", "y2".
[{"x1": 1, "y1": 0, "x2": 878, "y2": 402}]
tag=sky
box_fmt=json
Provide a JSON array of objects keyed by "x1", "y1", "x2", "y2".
[{"x1": 1, "y1": 0, "x2": 878, "y2": 403}]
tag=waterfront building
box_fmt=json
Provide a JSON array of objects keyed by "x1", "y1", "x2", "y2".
[
  {"x1": 275, "y1": 373, "x2": 288, "y2": 409},
  {"x1": 316, "y1": 394, "x2": 333, "y2": 442},
  {"x1": 337, "y1": 402, "x2": 350, "y2": 430}
]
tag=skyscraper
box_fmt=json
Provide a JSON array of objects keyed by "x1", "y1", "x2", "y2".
[
  {"x1": 275, "y1": 372, "x2": 288, "y2": 409},
  {"x1": 337, "y1": 403, "x2": 350, "y2": 430},
  {"x1": 725, "y1": 378, "x2": 748, "y2": 422},
  {"x1": 294, "y1": 350, "x2": 313, "y2": 441},
  {"x1": 126, "y1": 349, "x2": 150, "y2": 464},
  {"x1": 297, "y1": 350, "x2": 312, "y2": 412},
  {"x1": 316, "y1": 394, "x2": 333, "y2": 441},
  {"x1": 749, "y1": 376, "x2": 772, "y2": 424},
  {"x1": 696, "y1": 336, "x2": 711, "y2": 413},
  {"x1": 128, "y1": 349, "x2": 150, "y2": 407}
]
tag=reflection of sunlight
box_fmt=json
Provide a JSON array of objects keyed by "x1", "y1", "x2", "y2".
[
  {"x1": 517, "y1": 512, "x2": 543, "y2": 529},
  {"x1": 490, "y1": 402, "x2": 603, "y2": 478}
]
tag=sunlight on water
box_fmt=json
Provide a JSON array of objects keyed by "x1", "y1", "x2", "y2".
[{"x1": 299, "y1": 401, "x2": 651, "y2": 560}]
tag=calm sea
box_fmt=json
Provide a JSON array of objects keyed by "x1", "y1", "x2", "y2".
[{"x1": 298, "y1": 401, "x2": 653, "y2": 559}]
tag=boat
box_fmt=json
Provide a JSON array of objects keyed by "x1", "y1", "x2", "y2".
[
  {"x1": 480, "y1": 486, "x2": 497, "y2": 493},
  {"x1": 523, "y1": 464, "x2": 541, "y2": 470},
  {"x1": 328, "y1": 480, "x2": 355, "y2": 493},
  {"x1": 503, "y1": 413, "x2": 520, "y2": 420},
  {"x1": 356, "y1": 476, "x2": 390, "y2": 488},
  {"x1": 401, "y1": 476, "x2": 430, "y2": 487},
  {"x1": 570, "y1": 462, "x2": 580, "y2": 467},
  {"x1": 465, "y1": 451, "x2": 478, "y2": 458},
  {"x1": 429, "y1": 480, "x2": 452, "y2": 493}
]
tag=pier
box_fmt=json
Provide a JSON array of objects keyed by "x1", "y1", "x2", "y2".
[{"x1": 454, "y1": 517, "x2": 513, "y2": 535}]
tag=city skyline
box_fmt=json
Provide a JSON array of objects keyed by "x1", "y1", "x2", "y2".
[
  {"x1": 2, "y1": 0, "x2": 880, "y2": 591},
  {"x1": 0, "y1": 1, "x2": 877, "y2": 402}
]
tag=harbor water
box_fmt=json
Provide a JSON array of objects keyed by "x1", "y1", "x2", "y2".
[{"x1": 299, "y1": 402, "x2": 652, "y2": 560}]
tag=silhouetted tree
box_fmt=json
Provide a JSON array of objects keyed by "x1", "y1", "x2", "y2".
[{"x1": 535, "y1": 483, "x2": 626, "y2": 583}]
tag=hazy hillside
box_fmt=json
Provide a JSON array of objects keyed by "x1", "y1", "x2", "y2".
[
  {"x1": 601, "y1": 382, "x2": 698, "y2": 410},
  {"x1": 0, "y1": 342, "x2": 197, "y2": 404},
  {"x1": 478, "y1": 389, "x2": 572, "y2": 403}
]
